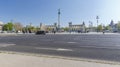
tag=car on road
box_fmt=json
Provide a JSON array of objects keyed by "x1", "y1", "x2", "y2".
[{"x1": 35, "y1": 31, "x2": 46, "y2": 35}]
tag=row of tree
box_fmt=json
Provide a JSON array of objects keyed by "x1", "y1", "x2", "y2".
[
  {"x1": 93, "y1": 21, "x2": 120, "y2": 32},
  {"x1": 60, "y1": 21, "x2": 120, "y2": 32},
  {"x1": 2, "y1": 22, "x2": 40, "y2": 33},
  {"x1": 3, "y1": 21, "x2": 120, "y2": 33}
]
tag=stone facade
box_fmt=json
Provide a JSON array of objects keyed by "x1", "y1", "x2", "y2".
[
  {"x1": 40, "y1": 23, "x2": 57, "y2": 32},
  {"x1": 46, "y1": 23, "x2": 57, "y2": 32},
  {"x1": 69, "y1": 22, "x2": 85, "y2": 32}
]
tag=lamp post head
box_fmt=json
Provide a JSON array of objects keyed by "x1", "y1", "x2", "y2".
[{"x1": 58, "y1": 9, "x2": 61, "y2": 15}]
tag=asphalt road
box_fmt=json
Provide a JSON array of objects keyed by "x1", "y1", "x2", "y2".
[{"x1": 0, "y1": 34, "x2": 120, "y2": 62}]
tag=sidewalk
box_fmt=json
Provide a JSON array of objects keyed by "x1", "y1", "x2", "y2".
[
  {"x1": 0, "y1": 53, "x2": 120, "y2": 67},
  {"x1": 0, "y1": 33, "x2": 17, "y2": 36}
]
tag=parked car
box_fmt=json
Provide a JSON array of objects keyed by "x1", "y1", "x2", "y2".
[
  {"x1": 104, "y1": 30, "x2": 110, "y2": 33},
  {"x1": 35, "y1": 31, "x2": 46, "y2": 35}
]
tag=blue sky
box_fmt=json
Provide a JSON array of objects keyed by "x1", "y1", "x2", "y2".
[{"x1": 0, "y1": 0, "x2": 120, "y2": 27}]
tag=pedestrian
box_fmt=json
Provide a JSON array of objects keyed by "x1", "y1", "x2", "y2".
[
  {"x1": 103, "y1": 31, "x2": 105, "y2": 34},
  {"x1": 54, "y1": 31, "x2": 56, "y2": 34}
]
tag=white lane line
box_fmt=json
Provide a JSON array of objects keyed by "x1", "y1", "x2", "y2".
[
  {"x1": 79, "y1": 46, "x2": 120, "y2": 50},
  {"x1": 35, "y1": 47, "x2": 73, "y2": 51},
  {"x1": 35, "y1": 47, "x2": 56, "y2": 51},
  {"x1": 57, "y1": 48, "x2": 73, "y2": 51},
  {"x1": 67, "y1": 42, "x2": 77, "y2": 44},
  {"x1": 0, "y1": 43, "x2": 16, "y2": 47}
]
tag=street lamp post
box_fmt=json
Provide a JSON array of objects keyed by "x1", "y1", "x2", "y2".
[
  {"x1": 89, "y1": 21, "x2": 91, "y2": 32},
  {"x1": 58, "y1": 9, "x2": 61, "y2": 32},
  {"x1": 89, "y1": 21, "x2": 93, "y2": 32},
  {"x1": 96, "y1": 16, "x2": 99, "y2": 32}
]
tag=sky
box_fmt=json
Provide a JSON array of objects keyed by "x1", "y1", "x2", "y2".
[{"x1": 0, "y1": 0, "x2": 120, "y2": 27}]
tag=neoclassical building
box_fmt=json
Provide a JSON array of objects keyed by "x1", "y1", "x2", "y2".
[
  {"x1": 46, "y1": 23, "x2": 57, "y2": 31},
  {"x1": 69, "y1": 22, "x2": 86, "y2": 32},
  {"x1": 40, "y1": 23, "x2": 57, "y2": 32}
]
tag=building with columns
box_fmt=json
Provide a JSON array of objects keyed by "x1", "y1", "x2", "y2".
[
  {"x1": 46, "y1": 23, "x2": 57, "y2": 32},
  {"x1": 69, "y1": 22, "x2": 86, "y2": 33},
  {"x1": 40, "y1": 23, "x2": 57, "y2": 32}
]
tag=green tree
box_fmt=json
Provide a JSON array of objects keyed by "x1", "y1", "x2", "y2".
[
  {"x1": 3, "y1": 24, "x2": 8, "y2": 31},
  {"x1": 63, "y1": 27, "x2": 69, "y2": 31},
  {"x1": 3, "y1": 22, "x2": 13, "y2": 31},
  {"x1": 27, "y1": 26, "x2": 36, "y2": 33},
  {"x1": 117, "y1": 21, "x2": 120, "y2": 31},
  {"x1": 36, "y1": 26, "x2": 40, "y2": 31},
  {"x1": 105, "y1": 25, "x2": 111, "y2": 31},
  {"x1": 7, "y1": 22, "x2": 13, "y2": 31},
  {"x1": 97, "y1": 25, "x2": 102, "y2": 32}
]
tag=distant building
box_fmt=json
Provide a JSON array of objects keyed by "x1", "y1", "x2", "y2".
[
  {"x1": 69, "y1": 22, "x2": 86, "y2": 32},
  {"x1": 46, "y1": 23, "x2": 57, "y2": 32},
  {"x1": 109, "y1": 20, "x2": 118, "y2": 32},
  {"x1": 40, "y1": 23, "x2": 47, "y2": 31},
  {"x1": 0, "y1": 21, "x2": 4, "y2": 31},
  {"x1": 40, "y1": 23, "x2": 57, "y2": 32}
]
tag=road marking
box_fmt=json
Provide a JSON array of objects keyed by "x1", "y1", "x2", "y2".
[
  {"x1": 79, "y1": 46, "x2": 120, "y2": 50},
  {"x1": 56, "y1": 48, "x2": 73, "y2": 51},
  {"x1": 35, "y1": 47, "x2": 56, "y2": 51},
  {"x1": 67, "y1": 42, "x2": 77, "y2": 44},
  {"x1": 35, "y1": 47, "x2": 73, "y2": 51},
  {"x1": 0, "y1": 43, "x2": 16, "y2": 47}
]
